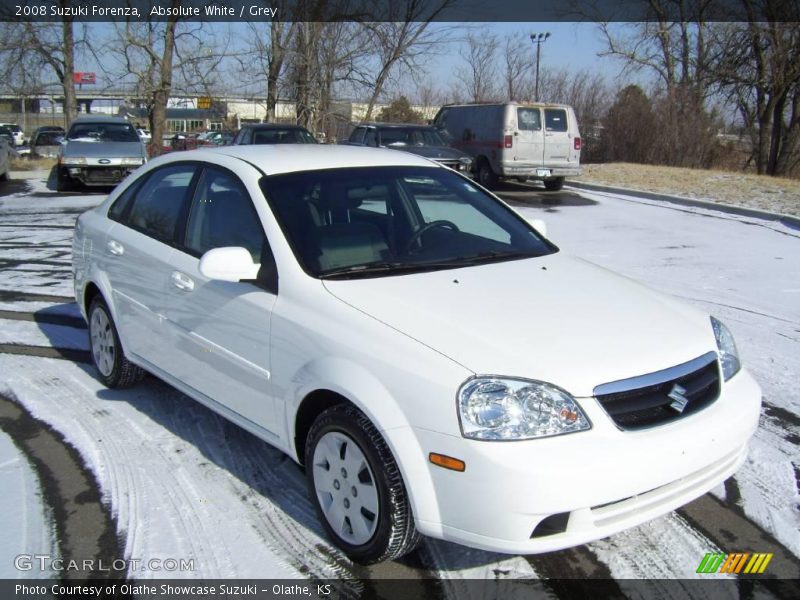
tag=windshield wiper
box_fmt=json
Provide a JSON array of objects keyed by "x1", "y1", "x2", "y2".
[
  {"x1": 319, "y1": 260, "x2": 467, "y2": 279},
  {"x1": 451, "y1": 250, "x2": 540, "y2": 265},
  {"x1": 319, "y1": 252, "x2": 539, "y2": 280}
]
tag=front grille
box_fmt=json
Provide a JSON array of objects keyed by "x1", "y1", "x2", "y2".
[
  {"x1": 595, "y1": 353, "x2": 720, "y2": 430},
  {"x1": 82, "y1": 167, "x2": 126, "y2": 184}
]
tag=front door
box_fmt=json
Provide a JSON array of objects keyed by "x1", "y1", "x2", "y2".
[{"x1": 162, "y1": 165, "x2": 279, "y2": 435}]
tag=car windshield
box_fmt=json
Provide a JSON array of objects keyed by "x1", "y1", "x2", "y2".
[
  {"x1": 67, "y1": 122, "x2": 140, "y2": 142},
  {"x1": 35, "y1": 132, "x2": 63, "y2": 145},
  {"x1": 379, "y1": 127, "x2": 445, "y2": 146},
  {"x1": 261, "y1": 166, "x2": 556, "y2": 279},
  {"x1": 252, "y1": 128, "x2": 317, "y2": 144}
]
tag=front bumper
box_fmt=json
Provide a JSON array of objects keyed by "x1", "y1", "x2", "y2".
[
  {"x1": 62, "y1": 165, "x2": 137, "y2": 186},
  {"x1": 409, "y1": 368, "x2": 760, "y2": 554}
]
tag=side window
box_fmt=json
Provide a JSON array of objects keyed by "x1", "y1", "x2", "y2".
[
  {"x1": 126, "y1": 165, "x2": 196, "y2": 242},
  {"x1": 241, "y1": 128, "x2": 252, "y2": 144},
  {"x1": 349, "y1": 127, "x2": 366, "y2": 144},
  {"x1": 364, "y1": 128, "x2": 378, "y2": 147},
  {"x1": 518, "y1": 108, "x2": 541, "y2": 131},
  {"x1": 544, "y1": 109, "x2": 568, "y2": 132},
  {"x1": 108, "y1": 178, "x2": 142, "y2": 222},
  {"x1": 184, "y1": 167, "x2": 267, "y2": 262}
]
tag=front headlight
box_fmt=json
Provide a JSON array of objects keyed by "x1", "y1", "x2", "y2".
[
  {"x1": 60, "y1": 156, "x2": 87, "y2": 165},
  {"x1": 120, "y1": 157, "x2": 144, "y2": 166},
  {"x1": 711, "y1": 317, "x2": 741, "y2": 380},
  {"x1": 457, "y1": 377, "x2": 591, "y2": 440}
]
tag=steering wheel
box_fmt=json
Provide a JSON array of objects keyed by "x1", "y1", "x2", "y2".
[{"x1": 403, "y1": 220, "x2": 460, "y2": 254}]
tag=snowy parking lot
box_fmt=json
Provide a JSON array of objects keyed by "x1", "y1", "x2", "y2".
[{"x1": 0, "y1": 171, "x2": 798, "y2": 590}]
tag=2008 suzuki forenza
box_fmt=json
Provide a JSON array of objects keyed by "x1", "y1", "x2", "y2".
[{"x1": 73, "y1": 145, "x2": 761, "y2": 564}]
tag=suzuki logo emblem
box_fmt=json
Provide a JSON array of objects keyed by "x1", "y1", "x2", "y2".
[{"x1": 668, "y1": 383, "x2": 690, "y2": 413}]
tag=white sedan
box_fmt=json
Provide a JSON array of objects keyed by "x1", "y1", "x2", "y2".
[{"x1": 72, "y1": 145, "x2": 761, "y2": 563}]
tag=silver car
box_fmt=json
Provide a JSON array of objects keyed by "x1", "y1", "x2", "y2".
[{"x1": 57, "y1": 116, "x2": 147, "y2": 191}]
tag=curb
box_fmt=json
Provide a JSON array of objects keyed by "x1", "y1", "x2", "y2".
[{"x1": 566, "y1": 180, "x2": 800, "y2": 230}]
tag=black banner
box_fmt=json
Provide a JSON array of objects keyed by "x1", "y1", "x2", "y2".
[{"x1": 1, "y1": 0, "x2": 799, "y2": 23}]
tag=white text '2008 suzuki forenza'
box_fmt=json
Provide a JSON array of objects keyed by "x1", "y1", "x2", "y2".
[{"x1": 73, "y1": 145, "x2": 761, "y2": 564}]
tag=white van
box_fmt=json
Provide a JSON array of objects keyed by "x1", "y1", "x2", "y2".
[{"x1": 433, "y1": 102, "x2": 581, "y2": 190}]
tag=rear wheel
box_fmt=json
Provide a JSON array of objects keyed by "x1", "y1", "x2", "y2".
[
  {"x1": 543, "y1": 177, "x2": 564, "y2": 191},
  {"x1": 477, "y1": 158, "x2": 498, "y2": 189},
  {"x1": 88, "y1": 296, "x2": 145, "y2": 388},
  {"x1": 306, "y1": 404, "x2": 420, "y2": 564}
]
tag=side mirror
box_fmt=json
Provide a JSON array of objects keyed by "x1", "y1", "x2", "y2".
[
  {"x1": 199, "y1": 247, "x2": 259, "y2": 282},
  {"x1": 526, "y1": 217, "x2": 547, "y2": 238}
]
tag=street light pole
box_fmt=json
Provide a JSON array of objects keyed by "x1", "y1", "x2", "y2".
[{"x1": 530, "y1": 32, "x2": 551, "y2": 102}]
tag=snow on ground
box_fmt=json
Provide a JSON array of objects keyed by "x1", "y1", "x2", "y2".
[
  {"x1": 517, "y1": 187, "x2": 800, "y2": 562},
  {"x1": 0, "y1": 430, "x2": 57, "y2": 579},
  {"x1": 0, "y1": 318, "x2": 88, "y2": 350}
]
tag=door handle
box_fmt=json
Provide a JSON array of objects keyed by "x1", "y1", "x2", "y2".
[
  {"x1": 171, "y1": 271, "x2": 195, "y2": 292},
  {"x1": 107, "y1": 240, "x2": 124, "y2": 256}
]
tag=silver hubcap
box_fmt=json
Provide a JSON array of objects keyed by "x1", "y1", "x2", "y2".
[
  {"x1": 90, "y1": 307, "x2": 115, "y2": 377},
  {"x1": 312, "y1": 431, "x2": 379, "y2": 546}
]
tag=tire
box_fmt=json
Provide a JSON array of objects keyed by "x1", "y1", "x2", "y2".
[
  {"x1": 305, "y1": 404, "x2": 420, "y2": 564},
  {"x1": 88, "y1": 296, "x2": 145, "y2": 388},
  {"x1": 477, "y1": 159, "x2": 498, "y2": 189},
  {"x1": 0, "y1": 169, "x2": 8, "y2": 182},
  {"x1": 56, "y1": 169, "x2": 73, "y2": 192},
  {"x1": 543, "y1": 177, "x2": 565, "y2": 191}
]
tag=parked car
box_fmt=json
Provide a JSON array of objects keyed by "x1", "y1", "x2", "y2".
[
  {"x1": 342, "y1": 123, "x2": 472, "y2": 175},
  {"x1": 73, "y1": 144, "x2": 760, "y2": 564},
  {"x1": 0, "y1": 125, "x2": 14, "y2": 147},
  {"x1": 30, "y1": 129, "x2": 64, "y2": 159},
  {"x1": 0, "y1": 136, "x2": 10, "y2": 182},
  {"x1": 433, "y1": 102, "x2": 581, "y2": 190},
  {"x1": 0, "y1": 123, "x2": 25, "y2": 146},
  {"x1": 231, "y1": 123, "x2": 318, "y2": 145},
  {"x1": 57, "y1": 116, "x2": 147, "y2": 191}
]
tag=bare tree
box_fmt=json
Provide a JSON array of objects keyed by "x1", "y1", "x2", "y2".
[
  {"x1": 107, "y1": 1, "x2": 227, "y2": 152},
  {"x1": 457, "y1": 32, "x2": 499, "y2": 103},
  {"x1": 708, "y1": 2, "x2": 800, "y2": 175},
  {"x1": 502, "y1": 35, "x2": 534, "y2": 102},
  {"x1": 359, "y1": 0, "x2": 455, "y2": 121},
  {"x1": 0, "y1": 1, "x2": 81, "y2": 128}
]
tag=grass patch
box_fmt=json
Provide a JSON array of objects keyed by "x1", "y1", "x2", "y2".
[{"x1": 11, "y1": 156, "x2": 56, "y2": 171}]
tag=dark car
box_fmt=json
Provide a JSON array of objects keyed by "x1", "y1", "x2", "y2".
[
  {"x1": 231, "y1": 123, "x2": 318, "y2": 145},
  {"x1": 30, "y1": 129, "x2": 65, "y2": 158},
  {"x1": 342, "y1": 123, "x2": 473, "y2": 175},
  {"x1": 0, "y1": 126, "x2": 14, "y2": 147}
]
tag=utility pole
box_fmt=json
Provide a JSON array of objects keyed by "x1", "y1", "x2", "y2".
[{"x1": 530, "y1": 32, "x2": 551, "y2": 102}]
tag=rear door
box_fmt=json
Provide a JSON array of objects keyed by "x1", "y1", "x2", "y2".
[
  {"x1": 514, "y1": 106, "x2": 545, "y2": 167},
  {"x1": 103, "y1": 163, "x2": 199, "y2": 366},
  {"x1": 543, "y1": 107, "x2": 573, "y2": 168}
]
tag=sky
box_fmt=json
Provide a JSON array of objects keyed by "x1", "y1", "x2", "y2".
[{"x1": 72, "y1": 20, "x2": 640, "y2": 104}]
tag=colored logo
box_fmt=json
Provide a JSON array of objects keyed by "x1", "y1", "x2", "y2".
[{"x1": 697, "y1": 552, "x2": 773, "y2": 574}]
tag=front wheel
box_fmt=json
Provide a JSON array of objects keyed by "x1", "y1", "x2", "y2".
[
  {"x1": 306, "y1": 404, "x2": 420, "y2": 564},
  {"x1": 88, "y1": 296, "x2": 145, "y2": 388},
  {"x1": 56, "y1": 169, "x2": 73, "y2": 192},
  {"x1": 477, "y1": 159, "x2": 498, "y2": 189}
]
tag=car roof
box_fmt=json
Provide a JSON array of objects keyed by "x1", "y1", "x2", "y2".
[
  {"x1": 240, "y1": 123, "x2": 310, "y2": 130},
  {"x1": 358, "y1": 122, "x2": 433, "y2": 129},
  {"x1": 71, "y1": 116, "x2": 131, "y2": 124},
  {"x1": 158, "y1": 144, "x2": 441, "y2": 176}
]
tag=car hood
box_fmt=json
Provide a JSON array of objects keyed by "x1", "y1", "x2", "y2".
[
  {"x1": 63, "y1": 141, "x2": 145, "y2": 158},
  {"x1": 391, "y1": 145, "x2": 471, "y2": 161},
  {"x1": 322, "y1": 253, "x2": 715, "y2": 397}
]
